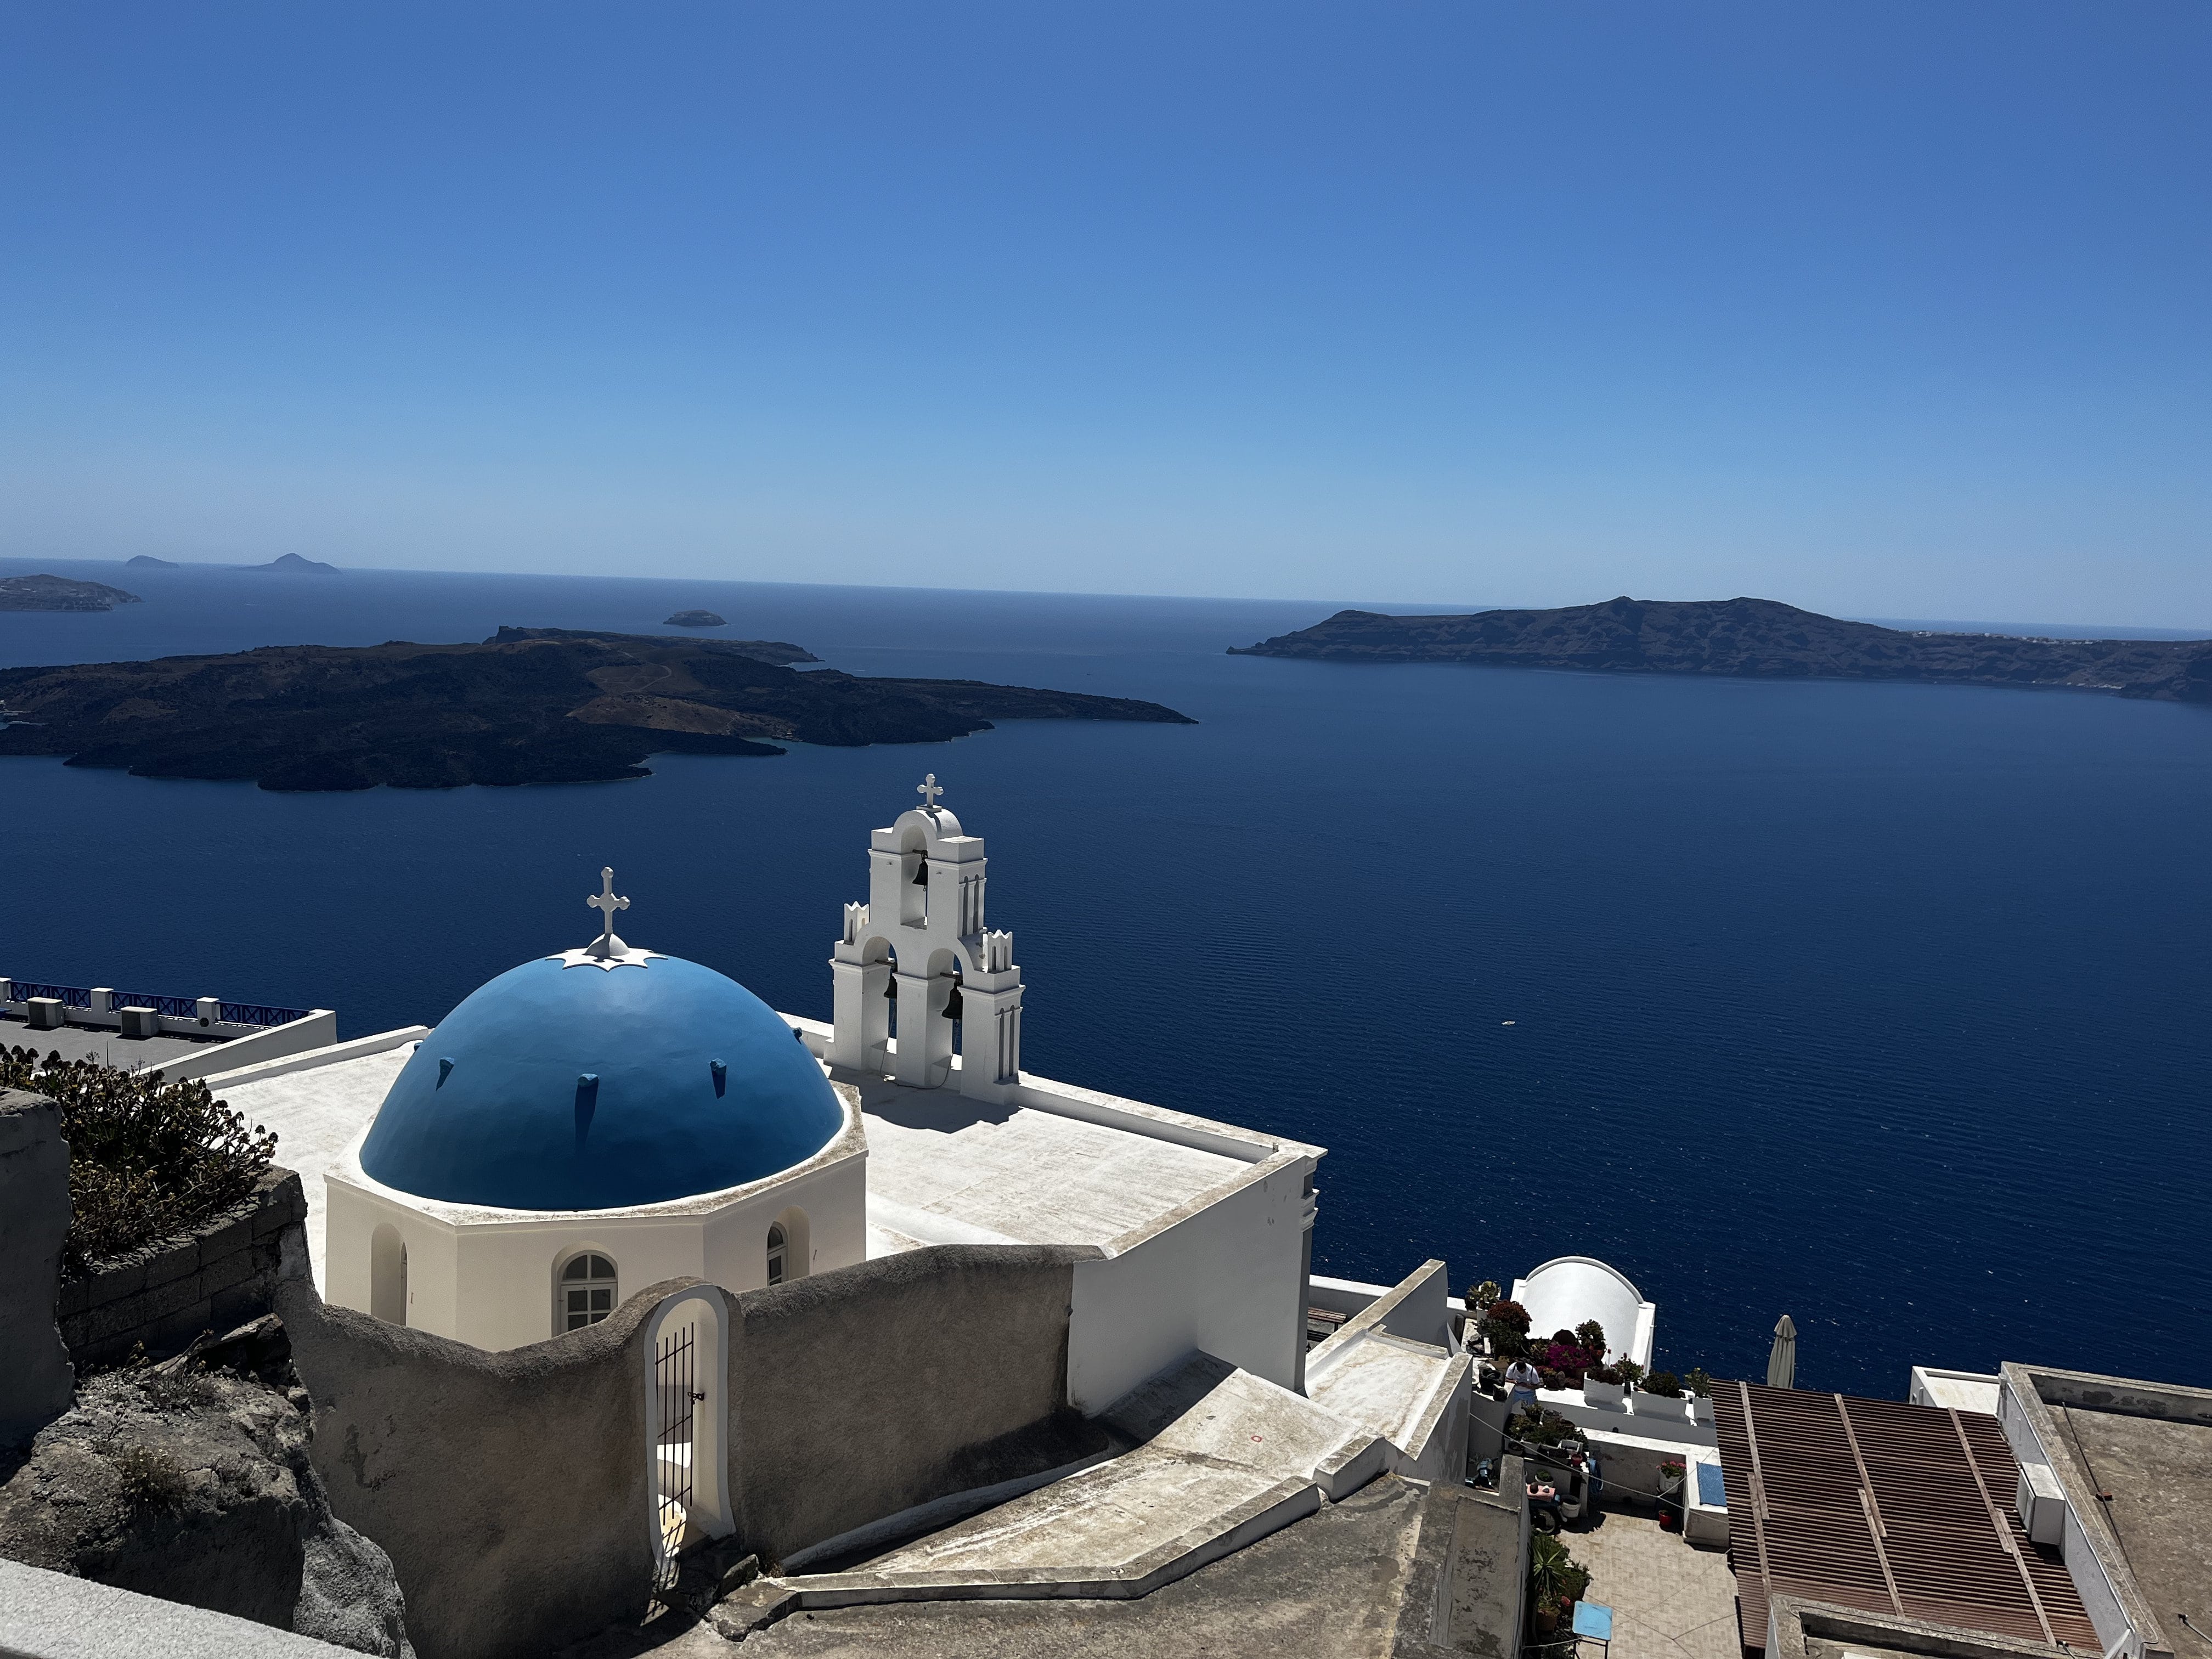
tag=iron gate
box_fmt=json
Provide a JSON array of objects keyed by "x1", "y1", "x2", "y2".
[{"x1": 652, "y1": 1316, "x2": 697, "y2": 1589}]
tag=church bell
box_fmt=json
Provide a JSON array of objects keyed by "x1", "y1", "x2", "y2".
[{"x1": 942, "y1": 982, "x2": 963, "y2": 1020}]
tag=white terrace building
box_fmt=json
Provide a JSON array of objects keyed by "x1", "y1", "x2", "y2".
[{"x1": 212, "y1": 778, "x2": 1335, "y2": 1411}]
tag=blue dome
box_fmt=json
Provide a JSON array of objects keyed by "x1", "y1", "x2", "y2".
[{"x1": 360, "y1": 954, "x2": 843, "y2": 1210}]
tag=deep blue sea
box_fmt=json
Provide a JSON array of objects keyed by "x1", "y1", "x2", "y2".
[{"x1": 5, "y1": 558, "x2": 2209, "y2": 1398}]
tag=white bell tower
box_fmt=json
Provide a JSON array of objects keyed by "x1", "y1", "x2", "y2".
[{"x1": 827, "y1": 775, "x2": 1025, "y2": 1100}]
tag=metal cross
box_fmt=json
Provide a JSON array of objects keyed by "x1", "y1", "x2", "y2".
[
  {"x1": 587, "y1": 867, "x2": 629, "y2": 953},
  {"x1": 917, "y1": 774, "x2": 945, "y2": 811}
]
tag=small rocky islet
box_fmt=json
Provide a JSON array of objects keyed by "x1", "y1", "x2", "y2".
[
  {"x1": 0, "y1": 625, "x2": 1194, "y2": 791},
  {"x1": 0, "y1": 574, "x2": 143, "y2": 612}
]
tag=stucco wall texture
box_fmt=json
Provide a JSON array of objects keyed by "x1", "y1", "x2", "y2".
[
  {"x1": 0, "y1": 1090, "x2": 74, "y2": 1451},
  {"x1": 728, "y1": 1243, "x2": 1104, "y2": 1567},
  {"x1": 276, "y1": 1276, "x2": 666, "y2": 1659},
  {"x1": 281, "y1": 1245, "x2": 1105, "y2": 1659}
]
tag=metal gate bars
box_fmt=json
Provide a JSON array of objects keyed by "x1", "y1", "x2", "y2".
[{"x1": 652, "y1": 1316, "x2": 697, "y2": 1589}]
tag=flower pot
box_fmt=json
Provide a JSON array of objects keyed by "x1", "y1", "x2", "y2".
[
  {"x1": 1533, "y1": 1605, "x2": 1560, "y2": 1637},
  {"x1": 1582, "y1": 1378, "x2": 1625, "y2": 1407},
  {"x1": 1633, "y1": 1391, "x2": 1685, "y2": 1424}
]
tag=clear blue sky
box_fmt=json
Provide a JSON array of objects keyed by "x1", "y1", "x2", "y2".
[{"x1": 4, "y1": 3, "x2": 2206, "y2": 624}]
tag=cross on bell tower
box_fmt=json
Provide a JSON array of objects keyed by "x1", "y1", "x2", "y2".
[
  {"x1": 917, "y1": 774, "x2": 945, "y2": 812},
  {"x1": 586, "y1": 867, "x2": 630, "y2": 958}
]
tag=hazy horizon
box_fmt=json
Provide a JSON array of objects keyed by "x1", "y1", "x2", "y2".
[
  {"x1": 5, "y1": 3, "x2": 2206, "y2": 625},
  {"x1": 10, "y1": 551, "x2": 2208, "y2": 639}
]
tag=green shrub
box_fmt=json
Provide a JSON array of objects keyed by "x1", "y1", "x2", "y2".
[
  {"x1": 1642, "y1": 1370, "x2": 1683, "y2": 1397},
  {"x1": 1, "y1": 1045, "x2": 275, "y2": 1275},
  {"x1": 1683, "y1": 1366, "x2": 1714, "y2": 1397}
]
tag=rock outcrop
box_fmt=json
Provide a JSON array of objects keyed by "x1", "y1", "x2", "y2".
[{"x1": 0, "y1": 1322, "x2": 414, "y2": 1658}]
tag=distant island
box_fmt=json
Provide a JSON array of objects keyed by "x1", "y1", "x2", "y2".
[
  {"x1": 0, "y1": 627, "x2": 1193, "y2": 791},
  {"x1": 1231, "y1": 596, "x2": 2212, "y2": 704},
  {"x1": 0, "y1": 574, "x2": 142, "y2": 612},
  {"x1": 125, "y1": 555, "x2": 180, "y2": 568},
  {"x1": 664, "y1": 609, "x2": 726, "y2": 628},
  {"x1": 251, "y1": 553, "x2": 340, "y2": 574}
]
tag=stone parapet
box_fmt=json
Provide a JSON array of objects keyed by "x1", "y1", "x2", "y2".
[{"x1": 58, "y1": 1166, "x2": 309, "y2": 1369}]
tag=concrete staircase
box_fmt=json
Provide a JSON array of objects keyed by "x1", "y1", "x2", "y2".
[{"x1": 715, "y1": 1350, "x2": 1443, "y2": 1634}]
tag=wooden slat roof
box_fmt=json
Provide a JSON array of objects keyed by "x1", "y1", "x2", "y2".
[{"x1": 1714, "y1": 1381, "x2": 2100, "y2": 1654}]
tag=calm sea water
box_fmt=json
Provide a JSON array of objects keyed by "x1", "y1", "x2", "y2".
[{"x1": 5, "y1": 559, "x2": 2209, "y2": 1397}]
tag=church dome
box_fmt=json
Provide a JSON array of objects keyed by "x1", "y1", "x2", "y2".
[{"x1": 359, "y1": 949, "x2": 843, "y2": 1211}]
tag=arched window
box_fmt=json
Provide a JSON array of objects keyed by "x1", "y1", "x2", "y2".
[
  {"x1": 557, "y1": 1252, "x2": 619, "y2": 1333},
  {"x1": 765, "y1": 1224, "x2": 787, "y2": 1286}
]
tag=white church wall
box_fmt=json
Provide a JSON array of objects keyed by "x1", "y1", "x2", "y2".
[
  {"x1": 454, "y1": 1218, "x2": 707, "y2": 1351},
  {"x1": 326, "y1": 1175, "x2": 463, "y2": 1337},
  {"x1": 1066, "y1": 1157, "x2": 1314, "y2": 1414},
  {"x1": 700, "y1": 1147, "x2": 866, "y2": 1291},
  {"x1": 325, "y1": 1123, "x2": 869, "y2": 1350}
]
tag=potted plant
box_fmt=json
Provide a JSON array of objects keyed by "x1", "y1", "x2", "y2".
[
  {"x1": 1684, "y1": 1367, "x2": 1714, "y2": 1423},
  {"x1": 1484, "y1": 1299, "x2": 1531, "y2": 1338},
  {"x1": 1634, "y1": 1369, "x2": 1683, "y2": 1420},
  {"x1": 1529, "y1": 1534, "x2": 1590, "y2": 1635},
  {"x1": 1582, "y1": 1363, "x2": 1626, "y2": 1407},
  {"x1": 1532, "y1": 1593, "x2": 1561, "y2": 1637}
]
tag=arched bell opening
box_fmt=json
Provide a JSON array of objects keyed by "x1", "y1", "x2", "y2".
[
  {"x1": 918, "y1": 947, "x2": 963, "y2": 1087},
  {"x1": 855, "y1": 938, "x2": 894, "y2": 1074}
]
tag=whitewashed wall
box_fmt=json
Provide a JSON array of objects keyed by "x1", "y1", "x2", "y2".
[{"x1": 1065, "y1": 1157, "x2": 1314, "y2": 1413}]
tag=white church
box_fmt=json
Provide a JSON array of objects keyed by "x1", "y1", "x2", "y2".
[{"x1": 219, "y1": 777, "x2": 1414, "y2": 1417}]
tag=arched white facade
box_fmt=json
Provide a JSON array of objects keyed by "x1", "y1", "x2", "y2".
[
  {"x1": 324, "y1": 1073, "x2": 867, "y2": 1351},
  {"x1": 1510, "y1": 1254, "x2": 1657, "y2": 1369}
]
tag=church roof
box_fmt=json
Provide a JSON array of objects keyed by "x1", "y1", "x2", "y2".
[{"x1": 359, "y1": 885, "x2": 842, "y2": 1209}]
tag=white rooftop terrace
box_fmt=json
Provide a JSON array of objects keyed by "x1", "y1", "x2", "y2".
[
  {"x1": 797, "y1": 1015, "x2": 1315, "y2": 1257},
  {"x1": 204, "y1": 1015, "x2": 1319, "y2": 1287}
]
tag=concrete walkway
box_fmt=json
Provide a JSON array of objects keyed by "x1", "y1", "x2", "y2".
[{"x1": 1566, "y1": 1514, "x2": 1740, "y2": 1659}]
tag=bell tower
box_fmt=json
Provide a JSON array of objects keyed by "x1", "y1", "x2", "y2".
[{"x1": 827, "y1": 775, "x2": 1025, "y2": 1100}]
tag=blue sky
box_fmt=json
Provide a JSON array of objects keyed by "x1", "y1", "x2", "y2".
[{"x1": 4, "y1": 3, "x2": 2206, "y2": 624}]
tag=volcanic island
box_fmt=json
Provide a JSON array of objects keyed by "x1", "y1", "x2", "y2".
[
  {"x1": 0, "y1": 626, "x2": 1193, "y2": 791},
  {"x1": 1231, "y1": 596, "x2": 2212, "y2": 704}
]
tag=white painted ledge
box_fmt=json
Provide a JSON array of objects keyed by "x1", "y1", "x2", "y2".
[{"x1": 198, "y1": 1027, "x2": 431, "y2": 1091}]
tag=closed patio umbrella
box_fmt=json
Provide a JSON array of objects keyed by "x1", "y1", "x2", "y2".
[{"x1": 1766, "y1": 1314, "x2": 1798, "y2": 1388}]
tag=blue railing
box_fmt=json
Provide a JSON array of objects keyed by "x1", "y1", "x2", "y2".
[
  {"x1": 3, "y1": 983, "x2": 309, "y2": 1025},
  {"x1": 114, "y1": 993, "x2": 201, "y2": 1019},
  {"x1": 219, "y1": 1002, "x2": 312, "y2": 1028},
  {"x1": 6, "y1": 982, "x2": 93, "y2": 1008}
]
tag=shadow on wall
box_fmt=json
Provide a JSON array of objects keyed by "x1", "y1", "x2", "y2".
[
  {"x1": 283, "y1": 1243, "x2": 1114, "y2": 1659},
  {"x1": 277, "y1": 1276, "x2": 667, "y2": 1659},
  {"x1": 727, "y1": 1243, "x2": 1107, "y2": 1568}
]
